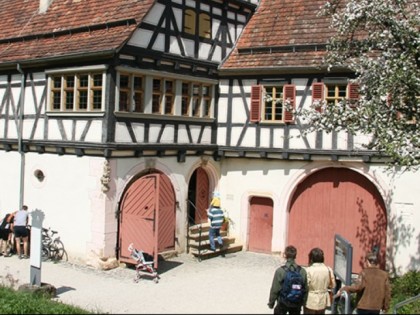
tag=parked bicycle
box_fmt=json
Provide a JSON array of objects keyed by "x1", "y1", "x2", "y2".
[{"x1": 41, "y1": 227, "x2": 68, "y2": 262}]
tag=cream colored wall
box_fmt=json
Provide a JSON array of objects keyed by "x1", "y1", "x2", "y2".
[
  {"x1": 217, "y1": 158, "x2": 420, "y2": 274},
  {"x1": 1, "y1": 150, "x2": 417, "y2": 273}
]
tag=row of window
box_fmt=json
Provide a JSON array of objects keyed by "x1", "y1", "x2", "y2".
[
  {"x1": 48, "y1": 72, "x2": 213, "y2": 118},
  {"x1": 48, "y1": 72, "x2": 360, "y2": 122},
  {"x1": 118, "y1": 73, "x2": 213, "y2": 117},
  {"x1": 250, "y1": 83, "x2": 360, "y2": 123}
]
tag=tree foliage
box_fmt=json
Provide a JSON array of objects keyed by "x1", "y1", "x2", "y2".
[{"x1": 295, "y1": 0, "x2": 420, "y2": 169}]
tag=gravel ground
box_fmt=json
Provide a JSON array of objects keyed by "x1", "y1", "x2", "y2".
[{"x1": 0, "y1": 251, "x2": 283, "y2": 314}]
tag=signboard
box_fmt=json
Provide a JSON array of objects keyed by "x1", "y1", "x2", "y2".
[{"x1": 333, "y1": 234, "x2": 353, "y2": 285}]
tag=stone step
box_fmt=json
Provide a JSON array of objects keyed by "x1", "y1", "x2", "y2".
[
  {"x1": 188, "y1": 236, "x2": 236, "y2": 249},
  {"x1": 190, "y1": 243, "x2": 243, "y2": 260},
  {"x1": 188, "y1": 230, "x2": 228, "y2": 241}
]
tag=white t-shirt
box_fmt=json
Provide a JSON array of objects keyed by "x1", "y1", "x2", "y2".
[{"x1": 14, "y1": 210, "x2": 28, "y2": 227}]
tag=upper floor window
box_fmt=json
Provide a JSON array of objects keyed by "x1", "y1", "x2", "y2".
[
  {"x1": 312, "y1": 82, "x2": 359, "y2": 112},
  {"x1": 118, "y1": 73, "x2": 144, "y2": 112},
  {"x1": 116, "y1": 71, "x2": 214, "y2": 119},
  {"x1": 184, "y1": 9, "x2": 211, "y2": 38},
  {"x1": 49, "y1": 72, "x2": 104, "y2": 112},
  {"x1": 250, "y1": 84, "x2": 296, "y2": 123},
  {"x1": 181, "y1": 82, "x2": 191, "y2": 116}
]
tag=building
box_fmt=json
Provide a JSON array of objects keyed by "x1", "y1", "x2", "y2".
[{"x1": 0, "y1": 0, "x2": 418, "y2": 275}]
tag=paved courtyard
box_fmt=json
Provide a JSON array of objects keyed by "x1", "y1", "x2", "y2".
[{"x1": 1, "y1": 250, "x2": 285, "y2": 314}]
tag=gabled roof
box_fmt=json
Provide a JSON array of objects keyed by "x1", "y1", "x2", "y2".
[
  {"x1": 220, "y1": 0, "x2": 336, "y2": 73},
  {"x1": 0, "y1": 0, "x2": 155, "y2": 69}
]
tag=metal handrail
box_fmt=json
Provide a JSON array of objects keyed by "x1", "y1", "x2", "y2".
[
  {"x1": 393, "y1": 294, "x2": 420, "y2": 314},
  {"x1": 333, "y1": 290, "x2": 352, "y2": 314},
  {"x1": 186, "y1": 200, "x2": 206, "y2": 258}
]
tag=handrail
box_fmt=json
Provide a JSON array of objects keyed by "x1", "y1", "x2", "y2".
[
  {"x1": 186, "y1": 200, "x2": 206, "y2": 259},
  {"x1": 393, "y1": 294, "x2": 420, "y2": 314},
  {"x1": 333, "y1": 290, "x2": 352, "y2": 314}
]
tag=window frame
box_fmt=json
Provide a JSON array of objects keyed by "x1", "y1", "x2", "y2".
[
  {"x1": 47, "y1": 67, "x2": 106, "y2": 113},
  {"x1": 250, "y1": 84, "x2": 296, "y2": 123}
]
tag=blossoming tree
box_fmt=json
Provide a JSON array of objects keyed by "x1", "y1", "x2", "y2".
[{"x1": 295, "y1": 0, "x2": 420, "y2": 169}]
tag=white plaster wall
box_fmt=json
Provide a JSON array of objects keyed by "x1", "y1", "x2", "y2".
[
  {"x1": 2, "y1": 150, "x2": 417, "y2": 274},
  {"x1": 0, "y1": 151, "x2": 107, "y2": 264}
]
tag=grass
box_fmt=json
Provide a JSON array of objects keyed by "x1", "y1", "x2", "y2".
[
  {"x1": 0, "y1": 271, "x2": 104, "y2": 314},
  {"x1": 0, "y1": 286, "x2": 95, "y2": 314}
]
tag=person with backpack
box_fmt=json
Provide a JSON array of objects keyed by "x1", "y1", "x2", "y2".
[
  {"x1": 268, "y1": 245, "x2": 308, "y2": 314},
  {"x1": 304, "y1": 247, "x2": 336, "y2": 314},
  {"x1": 335, "y1": 251, "x2": 390, "y2": 314},
  {"x1": 0, "y1": 212, "x2": 14, "y2": 256}
]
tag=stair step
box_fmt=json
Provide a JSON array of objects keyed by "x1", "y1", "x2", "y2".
[
  {"x1": 188, "y1": 236, "x2": 236, "y2": 249},
  {"x1": 188, "y1": 230, "x2": 228, "y2": 241},
  {"x1": 190, "y1": 243, "x2": 243, "y2": 260}
]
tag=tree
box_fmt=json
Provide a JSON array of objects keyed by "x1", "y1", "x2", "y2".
[{"x1": 295, "y1": 0, "x2": 420, "y2": 169}]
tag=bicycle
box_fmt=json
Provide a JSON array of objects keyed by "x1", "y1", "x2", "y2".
[{"x1": 41, "y1": 227, "x2": 68, "y2": 262}]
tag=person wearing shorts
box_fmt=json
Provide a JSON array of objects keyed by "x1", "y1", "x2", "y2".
[{"x1": 14, "y1": 205, "x2": 29, "y2": 259}]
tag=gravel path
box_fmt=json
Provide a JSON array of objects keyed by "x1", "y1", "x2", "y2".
[{"x1": 1, "y1": 251, "x2": 282, "y2": 314}]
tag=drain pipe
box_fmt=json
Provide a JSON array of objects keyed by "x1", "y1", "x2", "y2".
[{"x1": 17, "y1": 63, "x2": 26, "y2": 210}]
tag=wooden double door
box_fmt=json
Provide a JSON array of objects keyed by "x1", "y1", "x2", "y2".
[{"x1": 118, "y1": 172, "x2": 175, "y2": 268}]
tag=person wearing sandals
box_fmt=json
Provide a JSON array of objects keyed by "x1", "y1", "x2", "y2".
[{"x1": 304, "y1": 247, "x2": 336, "y2": 314}]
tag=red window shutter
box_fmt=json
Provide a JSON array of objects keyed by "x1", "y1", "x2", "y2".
[
  {"x1": 250, "y1": 85, "x2": 262, "y2": 122},
  {"x1": 312, "y1": 83, "x2": 324, "y2": 113},
  {"x1": 348, "y1": 83, "x2": 360, "y2": 100},
  {"x1": 283, "y1": 84, "x2": 296, "y2": 123},
  {"x1": 347, "y1": 83, "x2": 360, "y2": 108}
]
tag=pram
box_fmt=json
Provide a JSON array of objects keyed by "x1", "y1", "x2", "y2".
[{"x1": 128, "y1": 243, "x2": 160, "y2": 283}]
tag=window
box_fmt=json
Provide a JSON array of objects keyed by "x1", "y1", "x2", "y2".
[
  {"x1": 250, "y1": 84, "x2": 296, "y2": 123},
  {"x1": 184, "y1": 9, "x2": 211, "y2": 38},
  {"x1": 152, "y1": 78, "x2": 162, "y2": 114},
  {"x1": 164, "y1": 80, "x2": 174, "y2": 115},
  {"x1": 199, "y1": 13, "x2": 211, "y2": 38},
  {"x1": 191, "y1": 83, "x2": 212, "y2": 117},
  {"x1": 311, "y1": 82, "x2": 359, "y2": 112},
  {"x1": 184, "y1": 9, "x2": 196, "y2": 35},
  {"x1": 118, "y1": 73, "x2": 144, "y2": 112},
  {"x1": 181, "y1": 82, "x2": 191, "y2": 116},
  {"x1": 49, "y1": 72, "x2": 104, "y2": 112},
  {"x1": 116, "y1": 71, "x2": 214, "y2": 118}
]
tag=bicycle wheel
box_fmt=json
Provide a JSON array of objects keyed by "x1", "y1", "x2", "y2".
[
  {"x1": 52, "y1": 239, "x2": 68, "y2": 261},
  {"x1": 41, "y1": 247, "x2": 50, "y2": 261}
]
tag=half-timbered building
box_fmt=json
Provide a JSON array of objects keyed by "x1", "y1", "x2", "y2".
[{"x1": 0, "y1": 0, "x2": 417, "y2": 274}]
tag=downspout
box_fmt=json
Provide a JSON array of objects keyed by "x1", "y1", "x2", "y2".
[{"x1": 17, "y1": 63, "x2": 25, "y2": 210}]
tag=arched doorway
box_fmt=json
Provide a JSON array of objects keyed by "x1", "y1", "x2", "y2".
[
  {"x1": 288, "y1": 167, "x2": 387, "y2": 273},
  {"x1": 118, "y1": 171, "x2": 176, "y2": 269},
  {"x1": 187, "y1": 167, "x2": 210, "y2": 224}
]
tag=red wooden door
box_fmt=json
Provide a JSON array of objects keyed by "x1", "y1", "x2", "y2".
[
  {"x1": 194, "y1": 167, "x2": 209, "y2": 224},
  {"x1": 119, "y1": 173, "x2": 175, "y2": 269},
  {"x1": 248, "y1": 196, "x2": 273, "y2": 253},
  {"x1": 288, "y1": 168, "x2": 387, "y2": 273}
]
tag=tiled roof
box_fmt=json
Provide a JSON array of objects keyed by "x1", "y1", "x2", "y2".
[
  {"x1": 221, "y1": 0, "x2": 336, "y2": 72},
  {"x1": 0, "y1": 0, "x2": 155, "y2": 66}
]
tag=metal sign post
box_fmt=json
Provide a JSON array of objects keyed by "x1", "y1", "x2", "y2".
[
  {"x1": 332, "y1": 234, "x2": 353, "y2": 314},
  {"x1": 29, "y1": 209, "x2": 45, "y2": 286}
]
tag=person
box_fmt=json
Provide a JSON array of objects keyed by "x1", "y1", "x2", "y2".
[
  {"x1": 13, "y1": 205, "x2": 30, "y2": 259},
  {"x1": 335, "y1": 252, "x2": 391, "y2": 314},
  {"x1": 304, "y1": 247, "x2": 336, "y2": 314},
  {"x1": 207, "y1": 193, "x2": 225, "y2": 251},
  {"x1": 268, "y1": 245, "x2": 308, "y2": 314},
  {"x1": 0, "y1": 212, "x2": 14, "y2": 256}
]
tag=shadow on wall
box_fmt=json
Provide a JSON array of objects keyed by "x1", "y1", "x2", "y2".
[{"x1": 387, "y1": 214, "x2": 418, "y2": 276}]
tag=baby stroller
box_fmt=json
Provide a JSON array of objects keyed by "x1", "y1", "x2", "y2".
[{"x1": 128, "y1": 243, "x2": 160, "y2": 283}]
